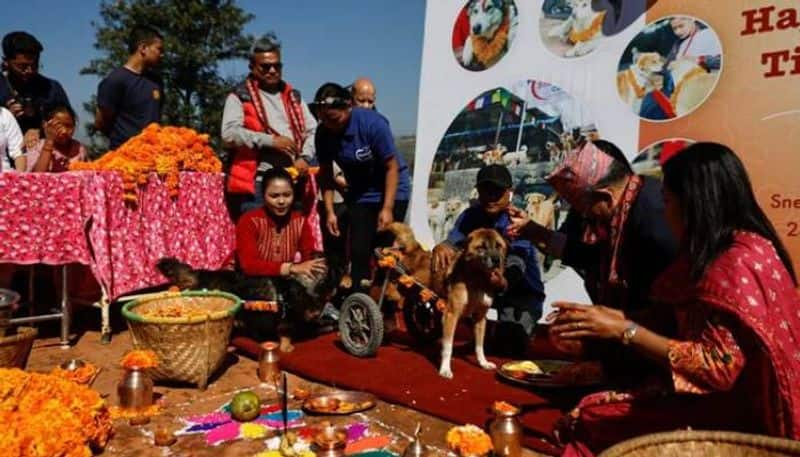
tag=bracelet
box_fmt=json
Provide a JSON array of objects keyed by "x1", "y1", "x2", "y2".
[{"x1": 621, "y1": 322, "x2": 639, "y2": 345}]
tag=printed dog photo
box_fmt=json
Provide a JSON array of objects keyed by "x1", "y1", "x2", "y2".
[
  {"x1": 427, "y1": 79, "x2": 598, "y2": 283},
  {"x1": 541, "y1": 0, "x2": 606, "y2": 58},
  {"x1": 616, "y1": 15, "x2": 722, "y2": 121},
  {"x1": 452, "y1": 0, "x2": 519, "y2": 71}
]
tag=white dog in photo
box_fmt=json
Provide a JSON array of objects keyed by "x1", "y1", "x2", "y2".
[
  {"x1": 502, "y1": 150, "x2": 528, "y2": 167},
  {"x1": 548, "y1": 0, "x2": 605, "y2": 57},
  {"x1": 428, "y1": 200, "x2": 447, "y2": 241},
  {"x1": 443, "y1": 198, "x2": 468, "y2": 238},
  {"x1": 462, "y1": 0, "x2": 518, "y2": 68}
]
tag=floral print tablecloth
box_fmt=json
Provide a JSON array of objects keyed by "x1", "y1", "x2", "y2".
[{"x1": 0, "y1": 171, "x2": 235, "y2": 299}]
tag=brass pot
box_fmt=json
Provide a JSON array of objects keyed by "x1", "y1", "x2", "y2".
[{"x1": 117, "y1": 367, "x2": 154, "y2": 410}]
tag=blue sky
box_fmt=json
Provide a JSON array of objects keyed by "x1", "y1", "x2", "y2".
[{"x1": 1, "y1": 1, "x2": 425, "y2": 137}]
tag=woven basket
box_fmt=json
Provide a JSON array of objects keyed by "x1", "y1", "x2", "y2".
[
  {"x1": 599, "y1": 430, "x2": 800, "y2": 457},
  {"x1": 122, "y1": 291, "x2": 241, "y2": 390},
  {"x1": 0, "y1": 326, "x2": 38, "y2": 369}
]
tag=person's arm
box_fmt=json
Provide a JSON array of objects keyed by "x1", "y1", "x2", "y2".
[
  {"x1": 2, "y1": 109, "x2": 24, "y2": 170},
  {"x1": 236, "y1": 213, "x2": 290, "y2": 277},
  {"x1": 220, "y1": 93, "x2": 276, "y2": 150},
  {"x1": 369, "y1": 115, "x2": 401, "y2": 228},
  {"x1": 95, "y1": 74, "x2": 122, "y2": 136},
  {"x1": 31, "y1": 141, "x2": 52, "y2": 172},
  {"x1": 298, "y1": 102, "x2": 317, "y2": 164}
]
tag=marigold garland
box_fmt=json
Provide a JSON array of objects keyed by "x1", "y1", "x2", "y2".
[
  {"x1": 0, "y1": 368, "x2": 113, "y2": 457},
  {"x1": 51, "y1": 362, "x2": 99, "y2": 385},
  {"x1": 121, "y1": 349, "x2": 159, "y2": 370},
  {"x1": 445, "y1": 424, "x2": 493, "y2": 457},
  {"x1": 69, "y1": 123, "x2": 221, "y2": 203}
]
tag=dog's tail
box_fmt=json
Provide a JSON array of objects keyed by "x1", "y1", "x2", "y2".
[{"x1": 156, "y1": 257, "x2": 195, "y2": 285}]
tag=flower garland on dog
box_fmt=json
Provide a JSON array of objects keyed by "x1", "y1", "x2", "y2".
[
  {"x1": 69, "y1": 124, "x2": 221, "y2": 204},
  {"x1": 0, "y1": 368, "x2": 113, "y2": 457}
]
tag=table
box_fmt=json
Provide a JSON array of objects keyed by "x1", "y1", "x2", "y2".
[{"x1": 0, "y1": 171, "x2": 236, "y2": 342}]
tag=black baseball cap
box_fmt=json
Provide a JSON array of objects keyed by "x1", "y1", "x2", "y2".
[{"x1": 476, "y1": 164, "x2": 513, "y2": 189}]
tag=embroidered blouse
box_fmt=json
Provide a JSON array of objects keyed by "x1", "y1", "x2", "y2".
[{"x1": 236, "y1": 207, "x2": 317, "y2": 277}]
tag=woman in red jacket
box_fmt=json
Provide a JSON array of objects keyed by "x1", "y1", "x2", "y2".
[{"x1": 236, "y1": 167, "x2": 326, "y2": 351}]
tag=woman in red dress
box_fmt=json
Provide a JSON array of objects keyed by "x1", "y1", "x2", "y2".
[
  {"x1": 236, "y1": 167, "x2": 327, "y2": 351},
  {"x1": 551, "y1": 142, "x2": 800, "y2": 455}
]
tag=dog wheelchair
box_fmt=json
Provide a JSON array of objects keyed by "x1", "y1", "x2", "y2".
[{"x1": 338, "y1": 248, "x2": 443, "y2": 357}]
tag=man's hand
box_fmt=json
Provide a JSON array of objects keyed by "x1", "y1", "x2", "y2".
[
  {"x1": 326, "y1": 212, "x2": 340, "y2": 237},
  {"x1": 432, "y1": 242, "x2": 458, "y2": 274},
  {"x1": 507, "y1": 206, "x2": 532, "y2": 237},
  {"x1": 272, "y1": 135, "x2": 298, "y2": 157},
  {"x1": 6, "y1": 99, "x2": 24, "y2": 117},
  {"x1": 377, "y1": 207, "x2": 393, "y2": 231},
  {"x1": 23, "y1": 129, "x2": 41, "y2": 151}
]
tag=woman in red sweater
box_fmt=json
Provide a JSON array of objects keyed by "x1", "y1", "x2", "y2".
[{"x1": 237, "y1": 167, "x2": 327, "y2": 351}]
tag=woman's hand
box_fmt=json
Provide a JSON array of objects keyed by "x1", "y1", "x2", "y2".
[
  {"x1": 326, "y1": 212, "x2": 340, "y2": 237},
  {"x1": 550, "y1": 302, "x2": 628, "y2": 340},
  {"x1": 377, "y1": 207, "x2": 393, "y2": 231},
  {"x1": 290, "y1": 258, "x2": 327, "y2": 280}
]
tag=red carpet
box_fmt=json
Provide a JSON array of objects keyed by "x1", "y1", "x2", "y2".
[{"x1": 234, "y1": 332, "x2": 578, "y2": 456}]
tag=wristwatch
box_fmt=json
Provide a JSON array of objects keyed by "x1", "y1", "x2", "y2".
[{"x1": 621, "y1": 322, "x2": 639, "y2": 345}]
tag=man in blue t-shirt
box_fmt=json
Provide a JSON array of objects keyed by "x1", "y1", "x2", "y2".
[
  {"x1": 433, "y1": 164, "x2": 545, "y2": 357},
  {"x1": 313, "y1": 82, "x2": 411, "y2": 290},
  {"x1": 1, "y1": 31, "x2": 71, "y2": 150},
  {"x1": 95, "y1": 26, "x2": 164, "y2": 151}
]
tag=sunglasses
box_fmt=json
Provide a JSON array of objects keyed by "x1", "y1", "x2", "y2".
[
  {"x1": 256, "y1": 62, "x2": 282, "y2": 72},
  {"x1": 312, "y1": 96, "x2": 350, "y2": 110}
]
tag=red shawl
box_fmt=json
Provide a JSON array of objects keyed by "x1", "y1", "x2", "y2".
[{"x1": 651, "y1": 231, "x2": 800, "y2": 438}]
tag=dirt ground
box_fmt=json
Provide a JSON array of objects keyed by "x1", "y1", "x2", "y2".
[{"x1": 25, "y1": 320, "x2": 548, "y2": 457}]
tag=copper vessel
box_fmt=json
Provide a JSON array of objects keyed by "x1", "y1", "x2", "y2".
[
  {"x1": 489, "y1": 403, "x2": 522, "y2": 457},
  {"x1": 117, "y1": 367, "x2": 154, "y2": 410},
  {"x1": 258, "y1": 341, "x2": 281, "y2": 383}
]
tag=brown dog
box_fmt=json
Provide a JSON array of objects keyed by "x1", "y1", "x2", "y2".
[
  {"x1": 371, "y1": 222, "x2": 433, "y2": 305},
  {"x1": 439, "y1": 228, "x2": 508, "y2": 379}
]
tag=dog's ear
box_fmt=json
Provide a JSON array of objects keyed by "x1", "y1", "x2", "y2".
[{"x1": 156, "y1": 257, "x2": 191, "y2": 279}]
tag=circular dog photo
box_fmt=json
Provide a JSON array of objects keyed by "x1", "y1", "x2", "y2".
[
  {"x1": 427, "y1": 79, "x2": 598, "y2": 282},
  {"x1": 632, "y1": 138, "x2": 696, "y2": 179},
  {"x1": 452, "y1": 0, "x2": 519, "y2": 71},
  {"x1": 616, "y1": 15, "x2": 722, "y2": 121},
  {"x1": 540, "y1": 0, "x2": 608, "y2": 58}
]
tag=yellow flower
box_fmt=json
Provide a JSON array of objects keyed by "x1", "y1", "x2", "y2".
[{"x1": 241, "y1": 422, "x2": 268, "y2": 439}]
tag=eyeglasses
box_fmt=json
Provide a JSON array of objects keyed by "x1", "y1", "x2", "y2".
[
  {"x1": 7, "y1": 60, "x2": 38, "y2": 73},
  {"x1": 257, "y1": 62, "x2": 282, "y2": 72}
]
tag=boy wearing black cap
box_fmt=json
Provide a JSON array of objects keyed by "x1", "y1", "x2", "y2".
[{"x1": 433, "y1": 164, "x2": 545, "y2": 356}]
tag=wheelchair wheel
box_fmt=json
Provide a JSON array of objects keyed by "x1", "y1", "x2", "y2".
[
  {"x1": 339, "y1": 292, "x2": 384, "y2": 357},
  {"x1": 403, "y1": 297, "x2": 442, "y2": 345}
]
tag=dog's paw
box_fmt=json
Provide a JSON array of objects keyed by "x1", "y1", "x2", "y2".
[
  {"x1": 478, "y1": 360, "x2": 497, "y2": 371},
  {"x1": 438, "y1": 367, "x2": 454, "y2": 379}
]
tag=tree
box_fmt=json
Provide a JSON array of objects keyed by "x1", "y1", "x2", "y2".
[{"x1": 81, "y1": 0, "x2": 255, "y2": 156}]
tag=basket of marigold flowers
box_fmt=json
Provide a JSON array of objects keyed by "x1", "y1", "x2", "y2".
[{"x1": 121, "y1": 290, "x2": 241, "y2": 389}]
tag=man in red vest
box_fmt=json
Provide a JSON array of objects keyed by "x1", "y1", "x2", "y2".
[{"x1": 222, "y1": 32, "x2": 317, "y2": 219}]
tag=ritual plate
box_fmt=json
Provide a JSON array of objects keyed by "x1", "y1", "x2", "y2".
[
  {"x1": 498, "y1": 360, "x2": 603, "y2": 388},
  {"x1": 303, "y1": 391, "x2": 377, "y2": 415}
]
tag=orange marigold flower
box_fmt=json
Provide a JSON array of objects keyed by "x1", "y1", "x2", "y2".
[
  {"x1": 377, "y1": 255, "x2": 397, "y2": 268},
  {"x1": 121, "y1": 349, "x2": 159, "y2": 370},
  {"x1": 419, "y1": 288, "x2": 435, "y2": 302},
  {"x1": 68, "y1": 124, "x2": 221, "y2": 204},
  {"x1": 446, "y1": 424, "x2": 493, "y2": 457},
  {"x1": 0, "y1": 368, "x2": 112, "y2": 456},
  {"x1": 436, "y1": 299, "x2": 448, "y2": 312},
  {"x1": 398, "y1": 275, "x2": 415, "y2": 288}
]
